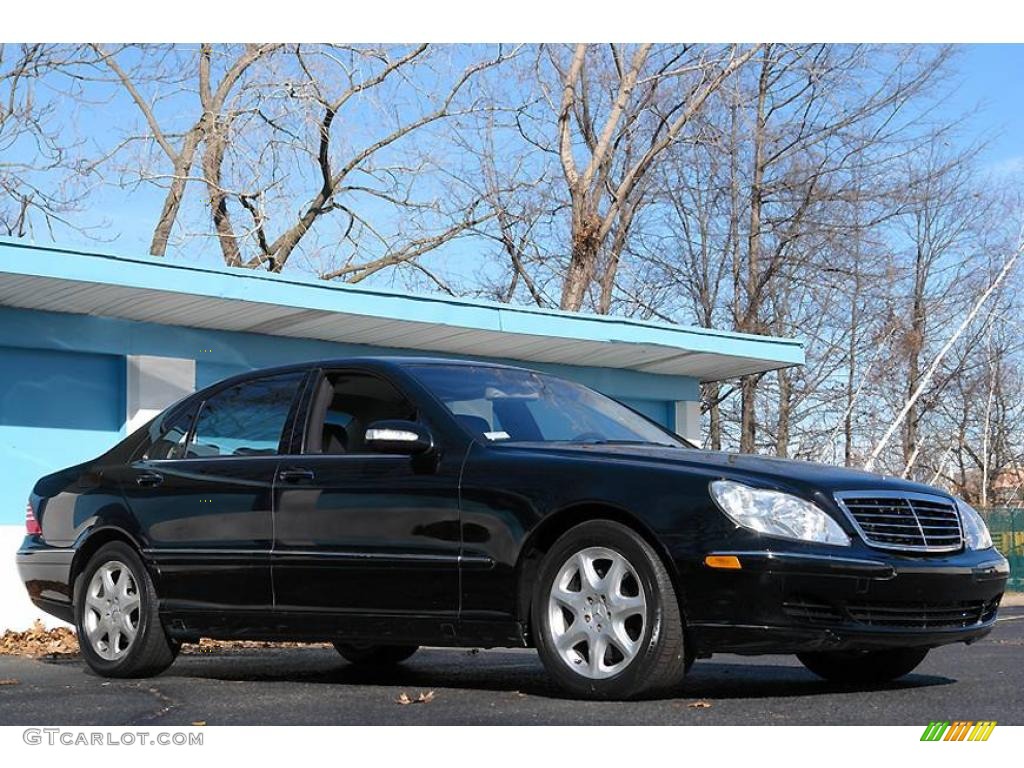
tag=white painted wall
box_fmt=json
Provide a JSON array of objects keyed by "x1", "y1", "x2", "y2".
[
  {"x1": 1, "y1": 525, "x2": 69, "y2": 630},
  {"x1": 126, "y1": 354, "x2": 196, "y2": 433},
  {"x1": 674, "y1": 400, "x2": 702, "y2": 443}
]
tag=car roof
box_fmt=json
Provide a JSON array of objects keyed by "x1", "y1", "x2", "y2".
[
  {"x1": 356, "y1": 355, "x2": 528, "y2": 370},
  {"x1": 208, "y1": 356, "x2": 533, "y2": 389}
]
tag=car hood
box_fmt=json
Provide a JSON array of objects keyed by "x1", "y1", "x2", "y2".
[{"x1": 507, "y1": 443, "x2": 953, "y2": 498}]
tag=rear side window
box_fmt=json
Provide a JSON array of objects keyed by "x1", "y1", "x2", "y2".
[
  {"x1": 187, "y1": 372, "x2": 304, "y2": 458},
  {"x1": 146, "y1": 405, "x2": 197, "y2": 460}
]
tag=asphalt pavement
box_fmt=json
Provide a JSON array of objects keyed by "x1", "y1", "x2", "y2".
[{"x1": 1, "y1": 606, "x2": 1022, "y2": 725}]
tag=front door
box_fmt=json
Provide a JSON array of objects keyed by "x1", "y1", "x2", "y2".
[{"x1": 271, "y1": 370, "x2": 461, "y2": 637}]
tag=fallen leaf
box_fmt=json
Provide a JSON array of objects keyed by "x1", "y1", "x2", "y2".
[
  {"x1": 0, "y1": 679, "x2": 19, "y2": 686},
  {"x1": 688, "y1": 700, "x2": 713, "y2": 709},
  {"x1": 396, "y1": 690, "x2": 435, "y2": 705},
  {"x1": 182, "y1": 639, "x2": 331, "y2": 655},
  {"x1": 0, "y1": 621, "x2": 78, "y2": 658}
]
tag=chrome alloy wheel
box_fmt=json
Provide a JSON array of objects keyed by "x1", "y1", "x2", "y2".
[
  {"x1": 547, "y1": 546, "x2": 648, "y2": 679},
  {"x1": 83, "y1": 560, "x2": 141, "y2": 661}
]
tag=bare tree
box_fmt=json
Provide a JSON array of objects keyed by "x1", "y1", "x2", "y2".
[
  {"x1": 643, "y1": 44, "x2": 958, "y2": 452},
  {"x1": 454, "y1": 113, "x2": 559, "y2": 306},
  {"x1": 7, "y1": 41, "x2": 1023, "y2": 482},
  {"x1": 541, "y1": 43, "x2": 760, "y2": 312},
  {"x1": 864, "y1": 235, "x2": 1022, "y2": 472},
  {"x1": 86, "y1": 44, "x2": 518, "y2": 279},
  {"x1": 0, "y1": 44, "x2": 86, "y2": 237},
  {"x1": 234, "y1": 44, "x2": 518, "y2": 277},
  {"x1": 87, "y1": 43, "x2": 282, "y2": 258}
]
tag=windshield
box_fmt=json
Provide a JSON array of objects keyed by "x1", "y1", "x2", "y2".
[{"x1": 410, "y1": 364, "x2": 686, "y2": 448}]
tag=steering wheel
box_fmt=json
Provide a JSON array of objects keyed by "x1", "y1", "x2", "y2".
[{"x1": 572, "y1": 431, "x2": 605, "y2": 443}]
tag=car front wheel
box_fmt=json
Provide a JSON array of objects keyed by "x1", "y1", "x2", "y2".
[
  {"x1": 532, "y1": 520, "x2": 688, "y2": 700},
  {"x1": 75, "y1": 541, "x2": 177, "y2": 678},
  {"x1": 797, "y1": 647, "x2": 929, "y2": 683}
]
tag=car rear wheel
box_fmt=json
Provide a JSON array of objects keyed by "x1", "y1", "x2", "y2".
[
  {"x1": 532, "y1": 520, "x2": 688, "y2": 700},
  {"x1": 75, "y1": 541, "x2": 177, "y2": 678},
  {"x1": 333, "y1": 642, "x2": 419, "y2": 666},
  {"x1": 797, "y1": 647, "x2": 929, "y2": 683}
]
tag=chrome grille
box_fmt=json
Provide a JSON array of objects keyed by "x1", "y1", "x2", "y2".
[{"x1": 835, "y1": 492, "x2": 963, "y2": 553}]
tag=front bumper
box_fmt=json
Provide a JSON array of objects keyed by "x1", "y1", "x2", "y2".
[{"x1": 679, "y1": 547, "x2": 1009, "y2": 656}]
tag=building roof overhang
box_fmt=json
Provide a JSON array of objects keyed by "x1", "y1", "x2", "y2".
[{"x1": 0, "y1": 240, "x2": 804, "y2": 382}]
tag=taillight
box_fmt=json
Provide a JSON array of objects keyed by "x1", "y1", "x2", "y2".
[{"x1": 25, "y1": 501, "x2": 41, "y2": 536}]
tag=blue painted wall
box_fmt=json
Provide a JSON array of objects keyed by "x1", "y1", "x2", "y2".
[
  {"x1": 0, "y1": 346, "x2": 126, "y2": 525},
  {"x1": 0, "y1": 306, "x2": 700, "y2": 524},
  {"x1": 617, "y1": 398, "x2": 674, "y2": 427}
]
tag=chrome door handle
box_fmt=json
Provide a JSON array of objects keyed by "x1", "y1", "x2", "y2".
[
  {"x1": 135, "y1": 471, "x2": 164, "y2": 488},
  {"x1": 278, "y1": 467, "x2": 315, "y2": 482}
]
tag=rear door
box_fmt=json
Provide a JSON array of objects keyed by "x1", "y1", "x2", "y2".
[
  {"x1": 271, "y1": 368, "x2": 462, "y2": 637},
  {"x1": 120, "y1": 370, "x2": 307, "y2": 617}
]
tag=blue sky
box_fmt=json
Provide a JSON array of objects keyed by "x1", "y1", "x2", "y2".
[
  {"x1": 18, "y1": 44, "x2": 1024, "y2": 276},
  {"x1": 947, "y1": 45, "x2": 1024, "y2": 174}
]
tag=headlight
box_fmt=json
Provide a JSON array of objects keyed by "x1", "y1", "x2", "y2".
[
  {"x1": 957, "y1": 499, "x2": 993, "y2": 550},
  {"x1": 710, "y1": 480, "x2": 850, "y2": 546}
]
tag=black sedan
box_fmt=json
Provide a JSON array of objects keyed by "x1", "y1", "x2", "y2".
[{"x1": 17, "y1": 357, "x2": 1009, "y2": 699}]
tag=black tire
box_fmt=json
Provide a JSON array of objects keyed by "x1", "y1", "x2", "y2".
[
  {"x1": 75, "y1": 541, "x2": 177, "y2": 678},
  {"x1": 531, "y1": 520, "x2": 688, "y2": 700},
  {"x1": 797, "y1": 647, "x2": 929, "y2": 683},
  {"x1": 333, "y1": 642, "x2": 419, "y2": 666}
]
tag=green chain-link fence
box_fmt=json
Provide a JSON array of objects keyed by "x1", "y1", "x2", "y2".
[{"x1": 980, "y1": 508, "x2": 1023, "y2": 591}]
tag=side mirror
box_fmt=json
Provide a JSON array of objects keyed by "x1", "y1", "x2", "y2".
[{"x1": 364, "y1": 420, "x2": 434, "y2": 455}]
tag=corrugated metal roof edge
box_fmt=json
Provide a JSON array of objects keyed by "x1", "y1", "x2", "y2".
[{"x1": 0, "y1": 237, "x2": 804, "y2": 366}]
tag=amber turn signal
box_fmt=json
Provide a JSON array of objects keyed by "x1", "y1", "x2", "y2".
[{"x1": 704, "y1": 554, "x2": 742, "y2": 570}]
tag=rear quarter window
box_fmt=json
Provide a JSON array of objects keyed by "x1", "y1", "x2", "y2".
[{"x1": 145, "y1": 405, "x2": 198, "y2": 460}]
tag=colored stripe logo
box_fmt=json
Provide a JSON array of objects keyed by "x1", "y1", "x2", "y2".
[{"x1": 921, "y1": 721, "x2": 997, "y2": 741}]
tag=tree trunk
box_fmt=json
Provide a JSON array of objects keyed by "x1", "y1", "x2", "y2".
[
  {"x1": 560, "y1": 209, "x2": 601, "y2": 310},
  {"x1": 201, "y1": 123, "x2": 242, "y2": 267},
  {"x1": 903, "y1": 245, "x2": 927, "y2": 468},
  {"x1": 843, "y1": 371, "x2": 855, "y2": 465},
  {"x1": 739, "y1": 49, "x2": 770, "y2": 454},
  {"x1": 740, "y1": 375, "x2": 758, "y2": 453},
  {"x1": 149, "y1": 128, "x2": 202, "y2": 257},
  {"x1": 776, "y1": 368, "x2": 791, "y2": 457},
  {"x1": 596, "y1": 206, "x2": 637, "y2": 314},
  {"x1": 704, "y1": 382, "x2": 722, "y2": 451},
  {"x1": 844, "y1": 251, "x2": 863, "y2": 466}
]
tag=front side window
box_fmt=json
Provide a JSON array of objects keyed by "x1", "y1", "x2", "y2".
[
  {"x1": 305, "y1": 371, "x2": 417, "y2": 454},
  {"x1": 409, "y1": 365, "x2": 685, "y2": 447},
  {"x1": 187, "y1": 372, "x2": 304, "y2": 458}
]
